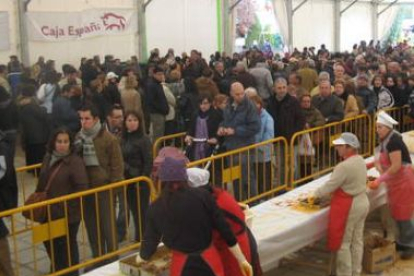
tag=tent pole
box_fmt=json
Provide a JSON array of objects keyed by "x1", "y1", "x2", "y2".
[
  {"x1": 334, "y1": 0, "x2": 341, "y2": 52},
  {"x1": 137, "y1": 0, "x2": 148, "y2": 62},
  {"x1": 17, "y1": 0, "x2": 31, "y2": 66},
  {"x1": 372, "y1": 0, "x2": 379, "y2": 42}
]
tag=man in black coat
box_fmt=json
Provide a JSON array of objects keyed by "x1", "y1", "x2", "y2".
[
  {"x1": 266, "y1": 77, "x2": 305, "y2": 141},
  {"x1": 266, "y1": 78, "x2": 305, "y2": 183},
  {"x1": 145, "y1": 66, "x2": 169, "y2": 142},
  {"x1": 0, "y1": 130, "x2": 17, "y2": 276}
]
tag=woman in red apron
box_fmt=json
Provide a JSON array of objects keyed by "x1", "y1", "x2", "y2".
[
  {"x1": 309, "y1": 132, "x2": 369, "y2": 276},
  {"x1": 187, "y1": 168, "x2": 262, "y2": 276},
  {"x1": 139, "y1": 157, "x2": 252, "y2": 276},
  {"x1": 370, "y1": 111, "x2": 414, "y2": 259}
]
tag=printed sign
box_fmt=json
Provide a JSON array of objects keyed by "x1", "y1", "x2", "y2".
[{"x1": 27, "y1": 9, "x2": 137, "y2": 41}]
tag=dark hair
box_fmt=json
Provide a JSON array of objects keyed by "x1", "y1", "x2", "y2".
[
  {"x1": 20, "y1": 84, "x2": 37, "y2": 97},
  {"x1": 123, "y1": 110, "x2": 144, "y2": 136},
  {"x1": 79, "y1": 103, "x2": 100, "y2": 118},
  {"x1": 198, "y1": 94, "x2": 213, "y2": 105},
  {"x1": 371, "y1": 74, "x2": 383, "y2": 86},
  {"x1": 62, "y1": 84, "x2": 75, "y2": 93},
  {"x1": 108, "y1": 104, "x2": 124, "y2": 117},
  {"x1": 47, "y1": 127, "x2": 74, "y2": 153},
  {"x1": 44, "y1": 70, "x2": 60, "y2": 84},
  {"x1": 201, "y1": 68, "x2": 213, "y2": 78}
]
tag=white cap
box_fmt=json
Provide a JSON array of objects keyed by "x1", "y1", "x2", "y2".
[
  {"x1": 376, "y1": 110, "x2": 398, "y2": 129},
  {"x1": 187, "y1": 168, "x2": 210, "y2": 188},
  {"x1": 332, "y1": 132, "x2": 360, "y2": 149},
  {"x1": 106, "y1": 72, "x2": 118, "y2": 79}
]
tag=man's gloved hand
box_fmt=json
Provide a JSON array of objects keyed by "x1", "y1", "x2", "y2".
[
  {"x1": 239, "y1": 260, "x2": 253, "y2": 276},
  {"x1": 229, "y1": 244, "x2": 253, "y2": 276}
]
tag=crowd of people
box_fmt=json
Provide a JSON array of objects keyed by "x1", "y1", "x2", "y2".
[{"x1": 0, "y1": 39, "x2": 414, "y2": 276}]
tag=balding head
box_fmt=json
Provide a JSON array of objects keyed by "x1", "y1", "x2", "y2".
[{"x1": 230, "y1": 82, "x2": 245, "y2": 104}]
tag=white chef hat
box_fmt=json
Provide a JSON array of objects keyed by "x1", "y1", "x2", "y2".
[
  {"x1": 187, "y1": 168, "x2": 210, "y2": 188},
  {"x1": 376, "y1": 110, "x2": 398, "y2": 129}
]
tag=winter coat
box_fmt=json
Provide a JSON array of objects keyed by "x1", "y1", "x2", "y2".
[
  {"x1": 37, "y1": 83, "x2": 59, "y2": 114},
  {"x1": 0, "y1": 98, "x2": 18, "y2": 133},
  {"x1": 0, "y1": 136, "x2": 17, "y2": 238},
  {"x1": 255, "y1": 109, "x2": 274, "y2": 162},
  {"x1": 266, "y1": 94, "x2": 305, "y2": 141},
  {"x1": 75, "y1": 128, "x2": 124, "y2": 188},
  {"x1": 337, "y1": 94, "x2": 360, "y2": 119},
  {"x1": 52, "y1": 95, "x2": 80, "y2": 133},
  {"x1": 356, "y1": 87, "x2": 377, "y2": 114},
  {"x1": 121, "y1": 87, "x2": 143, "y2": 115},
  {"x1": 163, "y1": 84, "x2": 176, "y2": 121},
  {"x1": 302, "y1": 107, "x2": 325, "y2": 128},
  {"x1": 121, "y1": 131, "x2": 152, "y2": 178},
  {"x1": 35, "y1": 153, "x2": 88, "y2": 223},
  {"x1": 221, "y1": 96, "x2": 261, "y2": 151},
  {"x1": 311, "y1": 95, "x2": 344, "y2": 123},
  {"x1": 17, "y1": 97, "x2": 50, "y2": 145},
  {"x1": 235, "y1": 72, "x2": 257, "y2": 90},
  {"x1": 374, "y1": 86, "x2": 394, "y2": 110},
  {"x1": 145, "y1": 78, "x2": 169, "y2": 116},
  {"x1": 249, "y1": 63, "x2": 273, "y2": 100},
  {"x1": 104, "y1": 82, "x2": 121, "y2": 105}
]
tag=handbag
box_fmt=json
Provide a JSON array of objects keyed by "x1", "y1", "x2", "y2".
[{"x1": 22, "y1": 163, "x2": 63, "y2": 223}]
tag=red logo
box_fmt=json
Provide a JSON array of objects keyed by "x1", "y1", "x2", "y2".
[{"x1": 101, "y1": 13, "x2": 126, "y2": 31}]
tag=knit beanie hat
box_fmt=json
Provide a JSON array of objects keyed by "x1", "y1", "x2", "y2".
[{"x1": 158, "y1": 157, "x2": 188, "y2": 182}]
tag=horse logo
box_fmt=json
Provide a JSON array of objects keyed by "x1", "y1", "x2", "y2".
[{"x1": 101, "y1": 13, "x2": 126, "y2": 31}]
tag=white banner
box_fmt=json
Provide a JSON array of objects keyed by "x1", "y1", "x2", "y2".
[
  {"x1": 0, "y1": 12, "x2": 10, "y2": 50},
  {"x1": 27, "y1": 9, "x2": 137, "y2": 41}
]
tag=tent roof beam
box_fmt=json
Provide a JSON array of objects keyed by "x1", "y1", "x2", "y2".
[
  {"x1": 143, "y1": 0, "x2": 155, "y2": 12},
  {"x1": 293, "y1": 0, "x2": 309, "y2": 14},
  {"x1": 229, "y1": 0, "x2": 244, "y2": 13},
  {"x1": 341, "y1": 0, "x2": 358, "y2": 15},
  {"x1": 378, "y1": 0, "x2": 398, "y2": 16}
]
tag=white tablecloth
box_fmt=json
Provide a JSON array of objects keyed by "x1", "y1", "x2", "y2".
[
  {"x1": 251, "y1": 156, "x2": 387, "y2": 271},
  {"x1": 83, "y1": 132, "x2": 414, "y2": 275}
]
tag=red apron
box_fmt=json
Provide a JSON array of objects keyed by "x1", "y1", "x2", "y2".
[
  {"x1": 212, "y1": 189, "x2": 251, "y2": 276},
  {"x1": 328, "y1": 188, "x2": 353, "y2": 251},
  {"x1": 379, "y1": 152, "x2": 414, "y2": 220},
  {"x1": 170, "y1": 244, "x2": 224, "y2": 276}
]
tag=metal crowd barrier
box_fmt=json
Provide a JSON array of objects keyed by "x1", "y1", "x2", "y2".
[
  {"x1": 290, "y1": 114, "x2": 372, "y2": 189},
  {"x1": 152, "y1": 132, "x2": 186, "y2": 158},
  {"x1": 187, "y1": 137, "x2": 289, "y2": 205},
  {"x1": 0, "y1": 176, "x2": 156, "y2": 276},
  {"x1": 15, "y1": 164, "x2": 42, "y2": 207}
]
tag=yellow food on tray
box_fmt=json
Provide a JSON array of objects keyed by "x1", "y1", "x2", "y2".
[{"x1": 120, "y1": 246, "x2": 171, "y2": 276}]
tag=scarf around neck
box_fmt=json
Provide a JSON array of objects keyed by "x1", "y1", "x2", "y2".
[
  {"x1": 77, "y1": 120, "x2": 102, "y2": 166},
  {"x1": 49, "y1": 150, "x2": 70, "y2": 168}
]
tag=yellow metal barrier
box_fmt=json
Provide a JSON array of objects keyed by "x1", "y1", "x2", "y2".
[
  {"x1": 290, "y1": 114, "x2": 372, "y2": 189},
  {"x1": 187, "y1": 137, "x2": 289, "y2": 205},
  {"x1": 0, "y1": 176, "x2": 156, "y2": 276},
  {"x1": 152, "y1": 132, "x2": 186, "y2": 158},
  {"x1": 15, "y1": 163, "x2": 42, "y2": 208}
]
